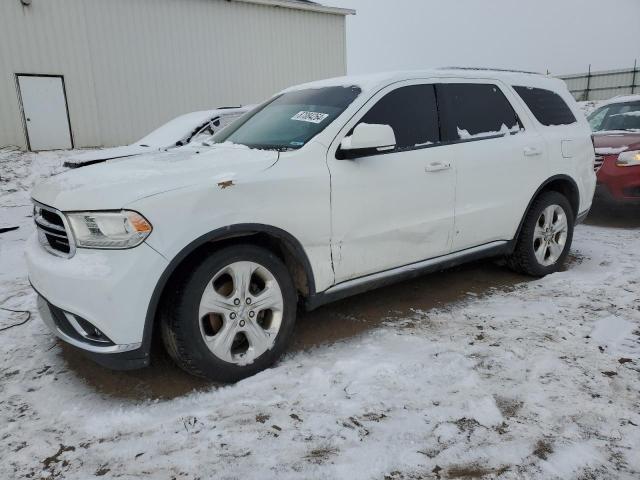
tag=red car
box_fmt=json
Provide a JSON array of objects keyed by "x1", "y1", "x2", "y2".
[{"x1": 588, "y1": 95, "x2": 640, "y2": 202}]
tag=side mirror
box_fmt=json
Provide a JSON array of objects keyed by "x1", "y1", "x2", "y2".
[{"x1": 339, "y1": 123, "x2": 396, "y2": 159}]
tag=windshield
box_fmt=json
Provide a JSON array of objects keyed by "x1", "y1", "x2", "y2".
[
  {"x1": 588, "y1": 101, "x2": 640, "y2": 132},
  {"x1": 212, "y1": 86, "x2": 362, "y2": 150}
]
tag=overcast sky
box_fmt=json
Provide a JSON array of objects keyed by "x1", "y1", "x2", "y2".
[{"x1": 321, "y1": 0, "x2": 640, "y2": 76}]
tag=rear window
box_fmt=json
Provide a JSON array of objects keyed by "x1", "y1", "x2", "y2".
[
  {"x1": 513, "y1": 86, "x2": 576, "y2": 126},
  {"x1": 436, "y1": 83, "x2": 521, "y2": 142}
]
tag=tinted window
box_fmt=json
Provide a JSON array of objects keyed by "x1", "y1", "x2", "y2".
[
  {"x1": 357, "y1": 84, "x2": 439, "y2": 150},
  {"x1": 513, "y1": 86, "x2": 577, "y2": 126},
  {"x1": 436, "y1": 83, "x2": 521, "y2": 141},
  {"x1": 214, "y1": 86, "x2": 361, "y2": 150}
]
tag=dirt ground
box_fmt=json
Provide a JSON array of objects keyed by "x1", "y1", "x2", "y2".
[{"x1": 53, "y1": 199, "x2": 640, "y2": 402}]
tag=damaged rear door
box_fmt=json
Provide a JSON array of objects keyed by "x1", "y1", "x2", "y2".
[{"x1": 327, "y1": 81, "x2": 456, "y2": 283}]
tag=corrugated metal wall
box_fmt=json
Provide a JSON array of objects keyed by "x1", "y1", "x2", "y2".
[
  {"x1": 560, "y1": 67, "x2": 640, "y2": 101},
  {"x1": 0, "y1": 0, "x2": 347, "y2": 149}
]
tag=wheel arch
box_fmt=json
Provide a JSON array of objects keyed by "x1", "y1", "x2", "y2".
[
  {"x1": 511, "y1": 175, "x2": 580, "y2": 249},
  {"x1": 141, "y1": 224, "x2": 316, "y2": 353}
]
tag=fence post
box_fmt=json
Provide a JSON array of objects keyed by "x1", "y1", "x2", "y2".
[
  {"x1": 632, "y1": 59, "x2": 637, "y2": 94},
  {"x1": 584, "y1": 64, "x2": 592, "y2": 101}
]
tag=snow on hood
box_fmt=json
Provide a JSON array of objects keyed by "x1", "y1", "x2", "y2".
[
  {"x1": 31, "y1": 143, "x2": 278, "y2": 211},
  {"x1": 64, "y1": 145, "x2": 156, "y2": 165}
]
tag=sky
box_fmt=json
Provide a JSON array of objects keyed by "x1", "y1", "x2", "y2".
[{"x1": 321, "y1": 0, "x2": 640, "y2": 76}]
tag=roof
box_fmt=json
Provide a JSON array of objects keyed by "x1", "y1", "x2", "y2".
[
  {"x1": 597, "y1": 94, "x2": 640, "y2": 107},
  {"x1": 283, "y1": 68, "x2": 566, "y2": 95},
  {"x1": 231, "y1": 0, "x2": 355, "y2": 15}
]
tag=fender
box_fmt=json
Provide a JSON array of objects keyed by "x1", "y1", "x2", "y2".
[
  {"x1": 508, "y1": 174, "x2": 580, "y2": 252},
  {"x1": 139, "y1": 223, "x2": 317, "y2": 354}
]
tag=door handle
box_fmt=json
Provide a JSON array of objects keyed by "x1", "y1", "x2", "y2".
[
  {"x1": 523, "y1": 146, "x2": 542, "y2": 156},
  {"x1": 425, "y1": 161, "x2": 451, "y2": 172}
]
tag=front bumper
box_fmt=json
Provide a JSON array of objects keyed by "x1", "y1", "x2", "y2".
[
  {"x1": 36, "y1": 294, "x2": 150, "y2": 370},
  {"x1": 26, "y1": 234, "x2": 168, "y2": 368},
  {"x1": 596, "y1": 156, "x2": 640, "y2": 202}
]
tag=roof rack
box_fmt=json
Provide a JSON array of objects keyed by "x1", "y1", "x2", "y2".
[{"x1": 441, "y1": 67, "x2": 544, "y2": 75}]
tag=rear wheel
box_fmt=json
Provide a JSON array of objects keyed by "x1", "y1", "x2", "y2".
[
  {"x1": 161, "y1": 245, "x2": 297, "y2": 382},
  {"x1": 507, "y1": 191, "x2": 574, "y2": 276}
]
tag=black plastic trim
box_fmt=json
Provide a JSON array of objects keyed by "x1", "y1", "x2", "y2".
[
  {"x1": 140, "y1": 224, "x2": 316, "y2": 354},
  {"x1": 510, "y1": 174, "x2": 580, "y2": 246},
  {"x1": 81, "y1": 348, "x2": 151, "y2": 371},
  {"x1": 305, "y1": 242, "x2": 511, "y2": 310},
  {"x1": 576, "y1": 209, "x2": 590, "y2": 224}
]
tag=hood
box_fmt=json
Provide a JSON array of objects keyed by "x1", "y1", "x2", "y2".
[
  {"x1": 63, "y1": 145, "x2": 157, "y2": 166},
  {"x1": 32, "y1": 144, "x2": 278, "y2": 211},
  {"x1": 593, "y1": 131, "x2": 640, "y2": 155}
]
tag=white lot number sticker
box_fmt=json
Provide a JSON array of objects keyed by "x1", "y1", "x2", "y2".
[{"x1": 291, "y1": 111, "x2": 329, "y2": 124}]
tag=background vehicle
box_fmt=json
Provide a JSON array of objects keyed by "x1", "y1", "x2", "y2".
[
  {"x1": 588, "y1": 95, "x2": 640, "y2": 203},
  {"x1": 27, "y1": 69, "x2": 595, "y2": 382},
  {"x1": 63, "y1": 106, "x2": 251, "y2": 168}
]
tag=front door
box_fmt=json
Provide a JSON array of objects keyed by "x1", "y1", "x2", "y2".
[
  {"x1": 17, "y1": 75, "x2": 73, "y2": 151},
  {"x1": 327, "y1": 82, "x2": 456, "y2": 284}
]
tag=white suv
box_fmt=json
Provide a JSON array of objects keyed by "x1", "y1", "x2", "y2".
[{"x1": 27, "y1": 69, "x2": 596, "y2": 381}]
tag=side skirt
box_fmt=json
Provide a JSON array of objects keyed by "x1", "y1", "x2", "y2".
[{"x1": 305, "y1": 241, "x2": 511, "y2": 311}]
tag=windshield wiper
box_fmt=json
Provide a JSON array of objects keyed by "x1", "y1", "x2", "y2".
[{"x1": 248, "y1": 145, "x2": 295, "y2": 152}]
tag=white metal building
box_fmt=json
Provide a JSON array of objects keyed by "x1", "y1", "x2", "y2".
[{"x1": 0, "y1": 0, "x2": 353, "y2": 151}]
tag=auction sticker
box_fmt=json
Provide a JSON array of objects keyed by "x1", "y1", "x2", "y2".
[{"x1": 291, "y1": 111, "x2": 329, "y2": 124}]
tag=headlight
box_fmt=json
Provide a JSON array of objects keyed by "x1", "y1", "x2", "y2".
[
  {"x1": 66, "y1": 210, "x2": 152, "y2": 249},
  {"x1": 616, "y1": 150, "x2": 640, "y2": 167}
]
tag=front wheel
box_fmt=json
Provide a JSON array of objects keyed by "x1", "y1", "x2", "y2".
[
  {"x1": 507, "y1": 191, "x2": 574, "y2": 276},
  {"x1": 160, "y1": 245, "x2": 297, "y2": 382}
]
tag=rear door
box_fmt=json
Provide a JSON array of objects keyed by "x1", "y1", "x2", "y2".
[
  {"x1": 434, "y1": 80, "x2": 550, "y2": 251},
  {"x1": 512, "y1": 85, "x2": 596, "y2": 213},
  {"x1": 327, "y1": 81, "x2": 456, "y2": 283}
]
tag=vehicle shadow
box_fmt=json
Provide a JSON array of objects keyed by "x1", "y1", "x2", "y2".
[
  {"x1": 57, "y1": 260, "x2": 528, "y2": 401},
  {"x1": 585, "y1": 199, "x2": 640, "y2": 229}
]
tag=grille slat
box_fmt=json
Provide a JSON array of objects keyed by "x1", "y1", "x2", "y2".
[
  {"x1": 594, "y1": 155, "x2": 604, "y2": 173},
  {"x1": 33, "y1": 203, "x2": 74, "y2": 257}
]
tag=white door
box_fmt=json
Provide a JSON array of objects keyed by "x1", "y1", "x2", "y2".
[
  {"x1": 18, "y1": 75, "x2": 72, "y2": 151},
  {"x1": 433, "y1": 80, "x2": 549, "y2": 251},
  {"x1": 327, "y1": 82, "x2": 456, "y2": 283}
]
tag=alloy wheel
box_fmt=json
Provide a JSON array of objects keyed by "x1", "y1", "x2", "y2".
[
  {"x1": 532, "y1": 204, "x2": 568, "y2": 266},
  {"x1": 198, "y1": 261, "x2": 284, "y2": 365}
]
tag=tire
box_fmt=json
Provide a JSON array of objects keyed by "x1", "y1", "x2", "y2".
[
  {"x1": 507, "y1": 191, "x2": 575, "y2": 276},
  {"x1": 160, "y1": 244, "x2": 297, "y2": 382}
]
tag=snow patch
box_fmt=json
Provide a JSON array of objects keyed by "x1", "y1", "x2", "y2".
[
  {"x1": 591, "y1": 316, "x2": 638, "y2": 358},
  {"x1": 457, "y1": 124, "x2": 521, "y2": 140}
]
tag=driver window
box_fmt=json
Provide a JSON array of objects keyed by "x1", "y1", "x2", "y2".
[{"x1": 357, "y1": 84, "x2": 440, "y2": 151}]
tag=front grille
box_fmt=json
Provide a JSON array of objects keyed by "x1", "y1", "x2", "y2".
[
  {"x1": 622, "y1": 186, "x2": 640, "y2": 198},
  {"x1": 33, "y1": 203, "x2": 74, "y2": 257},
  {"x1": 594, "y1": 155, "x2": 604, "y2": 172}
]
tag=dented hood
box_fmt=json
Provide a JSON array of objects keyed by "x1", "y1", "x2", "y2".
[{"x1": 32, "y1": 144, "x2": 278, "y2": 211}]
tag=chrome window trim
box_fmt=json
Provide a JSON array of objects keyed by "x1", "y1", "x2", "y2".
[{"x1": 32, "y1": 200, "x2": 77, "y2": 259}]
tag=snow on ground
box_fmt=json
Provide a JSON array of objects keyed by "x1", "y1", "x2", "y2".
[{"x1": 1, "y1": 149, "x2": 639, "y2": 479}]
